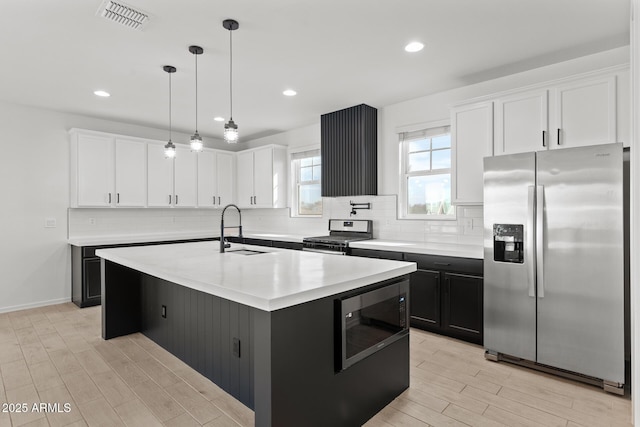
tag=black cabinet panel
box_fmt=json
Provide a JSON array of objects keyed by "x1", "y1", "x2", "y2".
[
  {"x1": 243, "y1": 238, "x2": 273, "y2": 247},
  {"x1": 442, "y1": 273, "x2": 483, "y2": 344},
  {"x1": 83, "y1": 258, "x2": 102, "y2": 301},
  {"x1": 404, "y1": 253, "x2": 482, "y2": 275},
  {"x1": 409, "y1": 269, "x2": 441, "y2": 329},
  {"x1": 272, "y1": 241, "x2": 303, "y2": 250}
]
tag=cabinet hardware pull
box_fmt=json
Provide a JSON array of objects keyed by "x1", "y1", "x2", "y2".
[
  {"x1": 213, "y1": 196, "x2": 216, "y2": 205},
  {"x1": 218, "y1": 196, "x2": 221, "y2": 205},
  {"x1": 176, "y1": 195, "x2": 178, "y2": 205},
  {"x1": 169, "y1": 195, "x2": 172, "y2": 205},
  {"x1": 434, "y1": 262, "x2": 450, "y2": 266},
  {"x1": 557, "y1": 128, "x2": 561, "y2": 145},
  {"x1": 117, "y1": 193, "x2": 120, "y2": 204},
  {"x1": 108, "y1": 193, "x2": 111, "y2": 203},
  {"x1": 254, "y1": 195, "x2": 257, "y2": 204},
  {"x1": 542, "y1": 130, "x2": 546, "y2": 147}
]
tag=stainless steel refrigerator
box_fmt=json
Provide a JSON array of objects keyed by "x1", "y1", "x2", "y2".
[{"x1": 483, "y1": 143, "x2": 624, "y2": 393}]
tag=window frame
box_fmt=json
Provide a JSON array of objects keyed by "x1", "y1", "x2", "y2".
[
  {"x1": 289, "y1": 145, "x2": 323, "y2": 218},
  {"x1": 398, "y1": 120, "x2": 456, "y2": 220}
]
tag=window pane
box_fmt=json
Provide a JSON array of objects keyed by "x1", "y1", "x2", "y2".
[
  {"x1": 300, "y1": 166, "x2": 313, "y2": 182},
  {"x1": 408, "y1": 152, "x2": 430, "y2": 172},
  {"x1": 432, "y1": 149, "x2": 451, "y2": 169},
  {"x1": 431, "y1": 134, "x2": 451, "y2": 149},
  {"x1": 301, "y1": 157, "x2": 312, "y2": 167},
  {"x1": 312, "y1": 165, "x2": 321, "y2": 180},
  {"x1": 407, "y1": 174, "x2": 452, "y2": 215},
  {"x1": 409, "y1": 138, "x2": 430, "y2": 153},
  {"x1": 299, "y1": 184, "x2": 322, "y2": 215},
  {"x1": 312, "y1": 156, "x2": 321, "y2": 166}
]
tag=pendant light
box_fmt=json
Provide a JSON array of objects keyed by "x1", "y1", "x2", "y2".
[
  {"x1": 189, "y1": 45, "x2": 204, "y2": 152},
  {"x1": 223, "y1": 19, "x2": 239, "y2": 143},
  {"x1": 163, "y1": 65, "x2": 177, "y2": 158}
]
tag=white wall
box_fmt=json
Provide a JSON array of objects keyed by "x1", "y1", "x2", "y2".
[{"x1": 0, "y1": 100, "x2": 226, "y2": 313}]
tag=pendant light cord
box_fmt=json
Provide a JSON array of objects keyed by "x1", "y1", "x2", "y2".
[
  {"x1": 169, "y1": 72, "x2": 172, "y2": 141},
  {"x1": 195, "y1": 52, "x2": 198, "y2": 132},
  {"x1": 229, "y1": 28, "x2": 233, "y2": 120}
]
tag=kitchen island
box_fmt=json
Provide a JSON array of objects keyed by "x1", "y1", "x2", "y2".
[{"x1": 97, "y1": 241, "x2": 416, "y2": 427}]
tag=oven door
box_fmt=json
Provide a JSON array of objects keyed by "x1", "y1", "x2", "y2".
[{"x1": 338, "y1": 278, "x2": 409, "y2": 371}]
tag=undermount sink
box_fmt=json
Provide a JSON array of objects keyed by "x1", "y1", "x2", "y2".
[{"x1": 226, "y1": 249, "x2": 268, "y2": 256}]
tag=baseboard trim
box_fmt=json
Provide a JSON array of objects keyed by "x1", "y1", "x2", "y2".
[{"x1": 0, "y1": 297, "x2": 72, "y2": 314}]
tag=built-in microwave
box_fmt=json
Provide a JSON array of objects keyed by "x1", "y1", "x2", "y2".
[{"x1": 336, "y1": 278, "x2": 409, "y2": 371}]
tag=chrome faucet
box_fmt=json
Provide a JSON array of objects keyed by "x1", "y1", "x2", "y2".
[{"x1": 220, "y1": 204, "x2": 243, "y2": 253}]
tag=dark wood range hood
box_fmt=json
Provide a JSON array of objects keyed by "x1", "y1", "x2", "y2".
[{"x1": 321, "y1": 104, "x2": 377, "y2": 197}]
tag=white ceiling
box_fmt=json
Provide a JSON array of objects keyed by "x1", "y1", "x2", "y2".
[{"x1": 0, "y1": 0, "x2": 629, "y2": 142}]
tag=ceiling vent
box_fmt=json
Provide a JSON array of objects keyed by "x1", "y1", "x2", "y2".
[{"x1": 97, "y1": 0, "x2": 149, "y2": 31}]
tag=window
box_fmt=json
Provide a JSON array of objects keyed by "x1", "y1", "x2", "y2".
[
  {"x1": 291, "y1": 148, "x2": 322, "y2": 216},
  {"x1": 400, "y1": 124, "x2": 454, "y2": 219}
]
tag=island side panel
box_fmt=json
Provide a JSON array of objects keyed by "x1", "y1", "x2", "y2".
[
  {"x1": 253, "y1": 276, "x2": 411, "y2": 427},
  {"x1": 101, "y1": 259, "x2": 142, "y2": 339}
]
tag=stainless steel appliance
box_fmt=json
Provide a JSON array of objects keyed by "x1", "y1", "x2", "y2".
[
  {"x1": 483, "y1": 143, "x2": 624, "y2": 394},
  {"x1": 303, "y1": 219, "x2": 373, "y2": 255},
  {"x1": 338, "y1": 278, "x2": 409, "y2": 371}
]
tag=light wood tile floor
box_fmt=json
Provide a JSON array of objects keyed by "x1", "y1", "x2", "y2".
[{"x1": 0, "y1": 303, "x2": 631, "y2": 426}]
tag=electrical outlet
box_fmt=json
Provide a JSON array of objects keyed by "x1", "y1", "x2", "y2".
[
  {"x1": 463, "y1": 218, "x2": 473, "y2": 229},
  {"x1": 89, "y1": 218, "x2": 96, "y2": 225},
  {"x1": 44, "y1": 218, "x2": 57, "y2": 228}
]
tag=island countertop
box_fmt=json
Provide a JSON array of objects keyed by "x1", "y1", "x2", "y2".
[{"x1": 96, "y1": 241, "x2": 416, "y2": 312}]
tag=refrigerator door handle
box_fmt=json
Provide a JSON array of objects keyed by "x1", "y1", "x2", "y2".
[
  {"x1": 527, "y1": 186, "x2": 536, "y2": 297},
  {"x1": 536, "y1": 185, "x2": 545, "y2": 298}
]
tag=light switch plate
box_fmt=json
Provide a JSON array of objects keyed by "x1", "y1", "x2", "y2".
[{"x1": 44, "y1": 218, "x2": 57, "y2": 228}]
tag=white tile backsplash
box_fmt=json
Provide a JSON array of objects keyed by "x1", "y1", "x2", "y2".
[{"x1": 68, "y1": 196, "x2": 483, "y2": 245}]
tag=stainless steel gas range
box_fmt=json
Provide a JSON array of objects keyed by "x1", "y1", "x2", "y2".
[{"x1": 303, "y1": 219, "x2": 373, "y2": 255}]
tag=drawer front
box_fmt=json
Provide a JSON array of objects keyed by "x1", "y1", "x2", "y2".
[
  {"x1": 272, "y1": 241, "x2": 303, "y2": 250},
  {"x1": 82, "y1": 247, "x2": 98, "y2": 257},
  {"x1": 404, "y1": 253, "x2": 482, "y2": 275},
  {"x1": 243, "y1": 238, "x2": 273, "y2": 247},
  {"x1": 349, "y1": 248, "x2": 404, "y2": 260}
]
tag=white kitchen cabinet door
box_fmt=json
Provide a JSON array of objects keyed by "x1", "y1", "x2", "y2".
[
  {"x1": 252, "y1": 147, "x2": 274, "y2": 208},
  {"x1": 236, "y1": 151, "x2": 254, "y2": 208},
  {"x1": 147, "y1": 143, "x2": 174, "y2": 207},
  {"x1": 216, "y1": 151, "x2": 234, "y2": 206},
  {"x1": 76, "y1": 133, "x2": 114, "y2": 207},
  {"x1": 451, "y1": 101, "x2": 493, "y2": 205},
  {"x1": 173, "y1": 146, "x2": 197, "y2": 207},
  {"x1": 551, "y1": 75, "x2": 616, "y2": 149},
  {"x1": 495, "y1": 89, "x2": 548, "y2": 155},
  {"x1": 197, "y1": 150, "x2": 217, "y2": 208},
  {"x1": 115, "y1": 138, "x2": 146, "y2": 207}
]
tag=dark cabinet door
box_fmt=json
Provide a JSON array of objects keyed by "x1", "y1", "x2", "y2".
[
  {"x1": 409, "y1": 269, "x2": 441, "y2": 329},
  {"x1": 442, "y1": 272, "x2": 483, "y2": 344},
  {"x1": 83, "y1": 258, "x2": 102, "y2": 304},
  {"x1": 272, "y1": 241, "x2": 303, "y2": 250}
]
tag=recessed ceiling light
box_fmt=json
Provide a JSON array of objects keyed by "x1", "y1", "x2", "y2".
[
  {"x1": 404, "y1": 42, "x2": 424, "y2": 53},
  {"x1": 213, "y1": 116, "x2": 225, "y2": 122},
  {"x1": 94, "y1": 90, "x2": 111, "y2": 97},
  {"x1": 283, "y1": 89, "x2": 297, "y2": 97}
]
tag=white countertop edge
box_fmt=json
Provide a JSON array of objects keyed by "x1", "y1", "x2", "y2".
[
  {"x1": 96, "y1": 247, "x2": 416, "y2": 312},
  {"x1": 349, "y1": 240, "x2": 483, "y2": 259},
  {"x1": 68, "y1": 231, "x2": 310, "y2": 246}
]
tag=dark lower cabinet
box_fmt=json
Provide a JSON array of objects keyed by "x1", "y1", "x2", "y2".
[
  {"x1": 409, "y1": 269, "x2": 441, "y2": 329},
  {"x1": 442, "y1": 272, "x2": 483, "y2": 343},
  {"x1": 72, "y1": 246, "x2": 102, "y2": 308},
  {"x1": 350, "y1": 248, "x2": 484, "y2": 345}
]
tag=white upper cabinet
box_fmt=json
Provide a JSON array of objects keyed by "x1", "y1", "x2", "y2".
[
  {"x1": 494, "y1": 89, "x2": 549, "y2": 155},
  {"x1": 552, "y1": 75, "x2": 616, "y2": 149},
  {"x1": 197, "y1": 149, "x2": 235, "y2": 208},
  {"x1": 147, "y1": 143, "x2": 174, "y2": 207},
  {"x1": 235, "y1": 145, "x2": 287, "y2": 208},
  {"x1": 114, "y1": 138, "x2": 146, "y2": 207},
  {"x1": 451, "y1": 101, "x2": 493, "y2": 205},
  {"x1": 493, "y1": 71, "x2": 619, "y2": 155},
  {"x1": 173, "y1": 146, "x2": 197, "y2": 207},
  {"x1": 71, "y1": 132, "x2": 114, "y2": 207}
]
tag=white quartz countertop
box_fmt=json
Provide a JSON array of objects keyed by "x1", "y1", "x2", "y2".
[
  {"x1": 96, "y1": 241, "x2": 416, "y2": 312},
  {"x1": 349, "y1": 240, "x2": 484, "y2": 259}
]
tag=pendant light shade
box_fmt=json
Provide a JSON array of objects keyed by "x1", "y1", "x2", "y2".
[
  {"x1": 189, "y1": 45, "x2": 204, "y2": 152},
  {"x1": 223, "y1": 19, "x2": 239, "y2": 143},
  {"x1": 163, "y1": 65, "x2": 177, "y2": 158}
]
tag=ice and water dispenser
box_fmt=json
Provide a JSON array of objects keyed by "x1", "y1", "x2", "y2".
[{"x1": 493, "y1": 224, "x2": 524, "y2": 263}]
